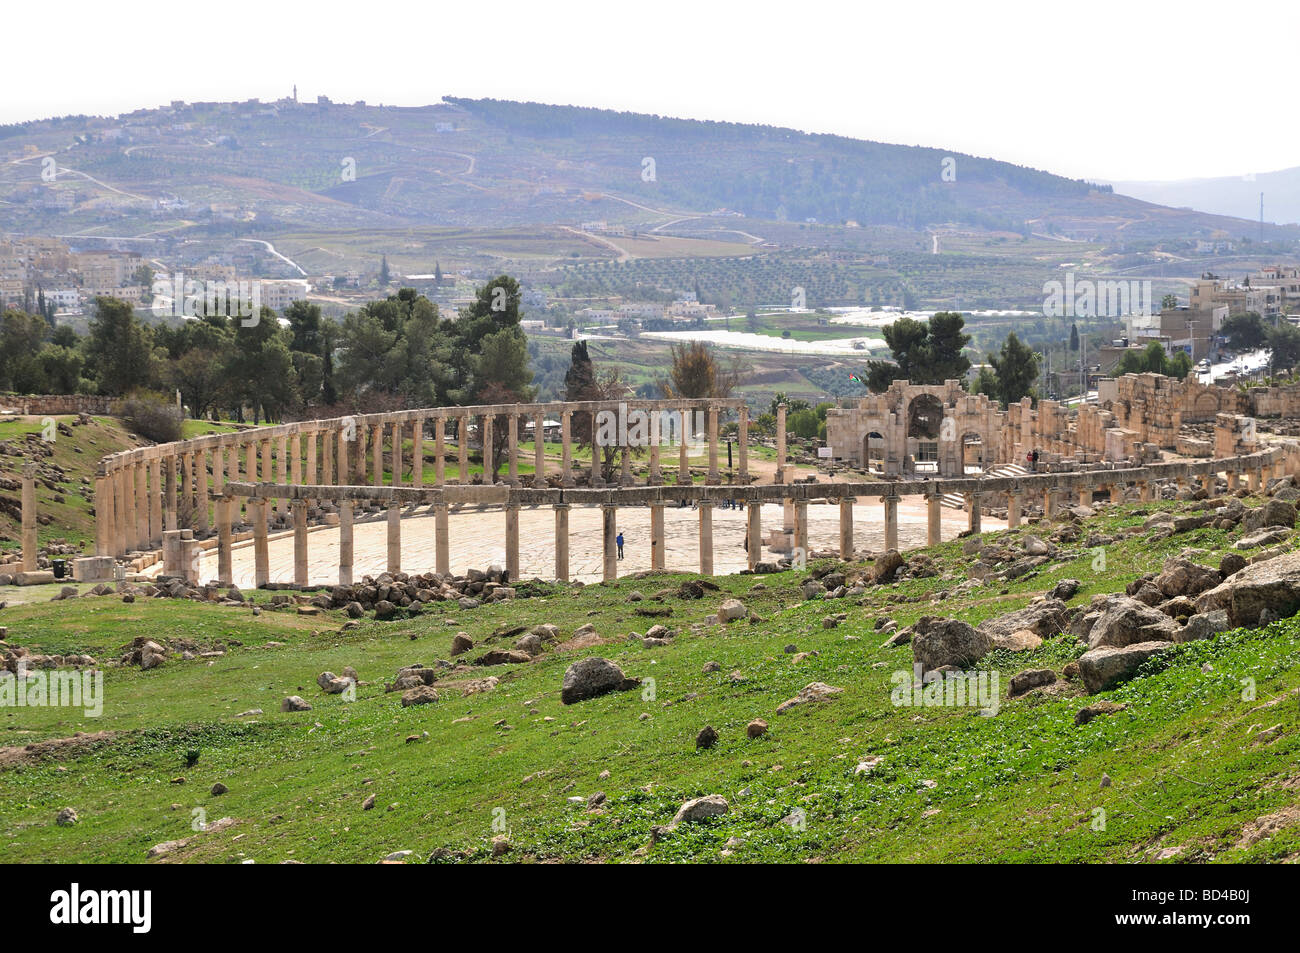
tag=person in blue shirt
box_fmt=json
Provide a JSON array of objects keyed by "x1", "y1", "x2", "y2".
[{"x1": 616, "y1": 532, "x2": 625, "y2": 559}]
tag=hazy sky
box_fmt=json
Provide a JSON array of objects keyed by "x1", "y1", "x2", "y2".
[{"x1": 5, "y1": 0, "x2": 1294, "y2": 182}]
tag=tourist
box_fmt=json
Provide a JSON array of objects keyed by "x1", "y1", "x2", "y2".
[{"x1": 616, "y1": 532, "x2": 624, "y2": 559}]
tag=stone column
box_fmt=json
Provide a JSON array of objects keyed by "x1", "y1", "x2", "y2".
[
  {"x1": 1140, "y1": 480, "x2": 1154, "y2": 502},
  {"x1": 482, "y1": 415, "x2": 495, "y2": 484},
  {"x1": 305, "y1": 432, "x2": 317, "y2": 486},
  {"x1": 458, "y1": 416, "x2": 469, "y2": 484},
  {"x1": 589, "y1": 410, "x2": 602, "y2": 487},
  {"x1": 1227, "y1": 470, "x2": 1239, "y2": 492},
  {"x1": 435, "y1": 503, "x2": 450, "y2": 576},
  {"x1": 259, "y1": 440, "x2": 273, "y2": 518},
  {"x1": 882, "y1": 490, "x2": 899, "y2": 552},
  {"x1": 322, "y1": 427, "x2": 334, "y2": 486},
  {"x1": 391, "y1": 420, "x2": 403, "y2": 487},
  {"x1": 1200, "y1": 472, "x2": 1214, "y2": 494},
  {"x1": 839, "y1": 497, "x2": 854, "y2": 559},
  {"x1": 292, "y1": 500, "x2": 308, "y2": 588},
  {"x1": 1109, "y1": 483, "x2": 1123, "y2": 504},
  {"x1": 217, "y1": 496, "x2": 233, "y2": 585},
  {"x1": 20, "y1": 462, "x2": 37, "y2": 572},
  {"x1": 412, "y1": 419, "x2": 423, "y2": 489},
  {"x1": 253, "y1": 500, "x2": 269, "y2": 588},
  {"x1": 386, "y1": 502, "x2": 401, "y2": 573},
  {"x1": 338, "y1": 501, "x2": 354, "y2": 586},
  {"x1": 927, "y1": 491, "x2": 942, "y2": 546},
  {"x1": 650, "y1": 502, "x2": 665, "y2": 570},
  {"x1": 507, "y1": 414, "x2": 519, "y2": 485},
  {"x1": 681, "y1": 405, "x2": 691, "y2": 486},
  {"x1": 1249, "y1": 468, "x2": 1262, "y2": 493},
  {"x1": 776, "y1": 403, "x2": 788, "y2": 484},
  {"x1": 117, "y1": 467, "x2": 132, "y2": 554},
  {"x1": 372, "y1": 424, "x2": 384, "y2": 487},
  {"x1": 738, "y1": 405, "x2": 750, "y2": 483},
  {"x1": 135, "y1": 463, "x2": 149, "y2": 548},
  {"x1": 699, "y1": 500, "x2": 714, "y2": 575},
  {"x1": 554, "y1": 503, "x2": 571, "y2": 582},
  {"x1": 619, "y1": 446, "x2": 631, "y2": 486},
  {"x1": 434, "y1": 418, "x2": 446, "y2": 486},
  {"x1": 793, "y1": 499, "x2": 808, "y2": 555},
  {"x1": 1078, "y1": 485, "x2": 1090, "y2": 507},
  {"x1": 561, "y1": 411, "x2": 574, "y2": 487},
  {"x1": 165, "y1": 456, "x2": 178, "y2": 532},
  {"x1": 967, "y1": 492, "x2": 981, "y2": 535},
  {"x1": 505, "y1": 502, "x2": 520, "y2": 581},
  {"x1": 747, "y1": 501, "x2": 762, "y2": 570},
  {"x1": 94, "y1": 474, "x2": 112, "y2": 557},
  {"x1": 533, "y1": 412, "x2": 545, "y2": 485},
  {"x1": 196, "y1": 450, "x2": 210, "y2": 534},
  {"x1": 290, "y1": 434, "x2": 302, "y2": 487},
  {"x1": 332, "y1": 427, "x2": 345, "y2": 487},
  {"x1": 707, "y1": 407, "x2": 719, "y2": 485},
  {"x1": 244, "y1": 441, "x2": 257, "y2": 488},
  {"x1": 602, "y1": 504, "x2": 618, "y2": 582},
  {"x1": 277, "y1": 434, "x2": 289, "y2": 490},
  {"x1": 649, "y1": 412, "x2": 662, "y2": 485},
  {"x1": 1043, "y1": 487, "x2": 1057, "y2": 518},
  {"x1": 1007, "y1": 489, "x2": 1022, "y2": 529}
]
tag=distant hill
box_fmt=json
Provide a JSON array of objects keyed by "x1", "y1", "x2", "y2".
[
  {"x1": 2, "y1": 97, "x2": 1295, "y2": 245},
  {"x1": 1110, "y1": 166, "x2": 1300, "y2": 228}
]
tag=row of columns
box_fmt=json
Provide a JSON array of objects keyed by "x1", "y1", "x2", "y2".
[
  {"x1": 95, "y1": 405, "x2": 761, "y2": 558},
  {"x1": 199, "y1": 449, "x2": 1275, "y2": 590}
]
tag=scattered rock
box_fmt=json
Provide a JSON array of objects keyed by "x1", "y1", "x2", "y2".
[
  {"x1": 1077, "y1": 641, "x2": 1173, "y2": 694},
  {"x1": 669, "y1": 794, "x2": 729, "y2": 826},
  {"x1": 400, "y1": 686, "x2": 439, "y2": 707},
  {"x1": 560, "y1": 657, "x2": 640, "y2": 705},
  {"x1": 776, "y1": 682, "x2": 844, "y2": 714},
  {"x1": 280, "y1": 695, "x2": 311, "y2": 713},
  {"x1": 1075, "y1": 700, "x2": 1128, "y2": 726},
  {"x1": 1008, "y1": 668, "x2": 1057, "y2": 697},
  {"x1": 912, "y1": 617, "x2": 993, "y2": 670}
]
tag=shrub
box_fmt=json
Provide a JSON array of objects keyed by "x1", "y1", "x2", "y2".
[{"x1": 121, "y1": 392, "x2": 183, "y2": 444}]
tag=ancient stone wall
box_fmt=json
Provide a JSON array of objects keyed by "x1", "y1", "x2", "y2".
[{"x1": 0, "y1": 394, "x2": 124, "y2": 416}]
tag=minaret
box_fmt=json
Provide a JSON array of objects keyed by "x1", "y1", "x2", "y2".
[{"x1": 293, "y1": 84, "x2": 298, "y2": 103}]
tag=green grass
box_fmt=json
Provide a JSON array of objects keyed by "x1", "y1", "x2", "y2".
[
  {"x1": 0, "y1": 415, "x2": 139, "y2": 553},
  {"x1": 2, "y1": 499, "x2": 1299, "y2": 863}
]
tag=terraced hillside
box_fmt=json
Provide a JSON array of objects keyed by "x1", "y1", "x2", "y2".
[{"x1": 3, "y1": 489, "x2": 1299, "y2": 864}]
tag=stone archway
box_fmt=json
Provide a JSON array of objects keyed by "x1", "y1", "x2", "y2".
[
  {"x1": 907, "y1": 394, "x2": 944, "y2": 472},
  {"x1": 961, "y1": 432, "x2": 985, "y2": 473},
  {"x1": 863, "y1": 431, "x2": 886, "y2": 471}
]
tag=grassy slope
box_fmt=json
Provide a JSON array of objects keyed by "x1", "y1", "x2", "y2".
[
  {"x1": 0, "y1": 416, "x2": 143, "y2": 555},
  {"x1": 1, "y1": 501, "x2": 1298, "y2": 864}
]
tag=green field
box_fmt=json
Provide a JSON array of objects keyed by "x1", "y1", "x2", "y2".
[{"x1": 3, "y1": 498, "x2": 1299, "y2": 863}]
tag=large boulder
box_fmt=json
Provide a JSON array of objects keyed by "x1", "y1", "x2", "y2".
[
  {"x1": 1197, "y1": 549, "x2": 1300, "y2": 627},
  {"x1": 1180, "y1": 610, "x2": 1231, "y2": 642},
  {"x1": 1235, "y1": 527, "x2": 1290, "y2": 550},
  {"x1": 717, "y1": 599, "x2": 747, "y2": 622},
  {"x1": 912, "y1": 617, "x2": 993, "y2": 670},
  {"x1": 976, "y1": 599, "x2": 1069, "y2": 649},
  {"x1": 1084, "y1": 595, "x2": 1180, "y2": 650},
  {"x1": 670, "y1": 794, "x2": 729, "y2": 826},
  {"x1": 1077, "y1": 641, "x2": 1173, "y2": 694},
  {"x1": 872, "y1": 549, "x2": 904, "y2": 584},
  {"x1": 560, "y1": 657, "x2": 639, "y2": 705},
  {"x1": 1154, "y1": 558, "x2": 1221, "y2": 598},
  {"x1": 1243, "y1": 499, "x2": 1297, "y2": 533}
]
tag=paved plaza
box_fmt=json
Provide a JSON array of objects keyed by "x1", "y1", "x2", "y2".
[{"x1": 198, "y1": 495, "x2": 993, "y2": 589}]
